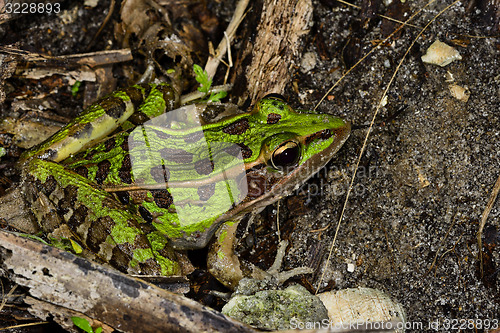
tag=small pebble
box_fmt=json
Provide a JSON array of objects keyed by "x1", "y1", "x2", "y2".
[
  {"x1": 421, "y1": 40, "x2": 462, "y2": 67},
  {"x1": 448, "y1": 84, "x2": 470, "y2": 102},
  {"x1": 300, "y1": 52, "x2": 317, "y2": 73}
]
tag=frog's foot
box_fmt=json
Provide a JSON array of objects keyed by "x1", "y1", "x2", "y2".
[
  {"x1": 207, "y1": 221, "x2": 313, "y2": 290},
  {"x1": 261, "y1": 239, "x2": 313, "y2": 285}
]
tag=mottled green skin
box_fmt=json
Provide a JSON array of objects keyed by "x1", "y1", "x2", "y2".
[
  {"x1": 27, "y1": 158, "x2": 179, "y2": 275},
  {"x1": 21, "y1": 83, "x2": 350, "y2": 276}
]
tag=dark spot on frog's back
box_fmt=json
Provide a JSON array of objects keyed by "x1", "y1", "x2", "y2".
[
  {"x1": 100, "y1": 96, "x2": 127, "y2": 119},
  {"x1": 66, "y1": 205, "x2": 88, "y2": 232},
  {"x1": 87, "y1": 216, "x2": 113, "y2": 252},
  {"x1": 139, "y1": 206, "x2": 154, "y2": 223},
  {"x1": 194, "y1": 158, "x2": 214, "y2": 175},
  {"x1": 267, "y1": 113, "x2": 281, "y2": 124},
  {"x1": 122, "y1": 86, "x2": 145, "y2": 109},
  {"x1": 119, "y1": 154, "x2": 133, "y2": 184},
  {"x1": 222, "y1": 118, "x2": 249, "y2": 135},
  {"x1": 74, "y1": 166, "x2": 89, "y2": 178},
  {"x1": 40, "y1": 176, "x2": 58, "y2": 194},
  {"x1": 150, "y1": 165, "x2": 170, "y2": 183},
  {"x1": 73, "y1": 122, "x2": 94, "y2": 139},
  {"x1": 109, "y1": 247, "x2": 133, "y2": 275},
  {"x1": 151, "y1": 189, "x2": 173, "y2": 208},
  {"x1": 61, "y1": 184, "x2": 79, "y2": 205},
  {"x1": 197, "y1": 183, "x2": 216, "y2": 201},
  {"x1": 96, "y1": 160, "x2": 111, "y2": 184}
]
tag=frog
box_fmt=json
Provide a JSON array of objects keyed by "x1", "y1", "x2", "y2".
[{"x1": 18, "y1": 81, "x2": 350, "y2": 285}]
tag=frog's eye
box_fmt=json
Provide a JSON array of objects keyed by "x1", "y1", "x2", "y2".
[
  {"x1": 270, "y1": 141, "x2": 301, "y2": 169},
  {"x1": 263, "y1": 93, "x2": 286, "y2": 102}
]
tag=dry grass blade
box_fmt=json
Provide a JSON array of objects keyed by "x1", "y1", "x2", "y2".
[
  {"x1": 477, "y1": 173, "x2": 500, "y2": 277},
  {"x1": 205, "y1": 0, "x2": 250, "y2": 80},
  {"x1": 0, "y1": 284, "x2": 16, "y2": 312}
]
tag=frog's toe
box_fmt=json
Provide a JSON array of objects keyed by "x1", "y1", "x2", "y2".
[{"x1": 265, "y1": 240, "x2": 313, "y2": 285}]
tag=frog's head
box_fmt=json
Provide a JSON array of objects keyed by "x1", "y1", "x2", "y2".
[{"x1": 230, "y1": 93, "x2": 351, "y2": 216}]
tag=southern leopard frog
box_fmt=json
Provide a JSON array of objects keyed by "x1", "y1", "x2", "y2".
[{"x1": 19, "y1": 83, "x2": 350, "y2": 282}]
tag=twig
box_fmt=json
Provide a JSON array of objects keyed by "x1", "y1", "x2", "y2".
[
  {"x1": 477, "y1": 173, "x2": 500, "y2": 277},
  {"x1": 204, "y1": 0, "x2": 249, "y2": 80},
  {"x1": 180, "y1": 84, "x2": 233, "y2": 105}
]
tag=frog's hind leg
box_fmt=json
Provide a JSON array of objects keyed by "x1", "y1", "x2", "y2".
[
  {"x1": 21, "y1": 83, "x2": 179, "y2": 164},
  {"x1": 24, "y1": 159, "x2": 184, "y2": 276}
]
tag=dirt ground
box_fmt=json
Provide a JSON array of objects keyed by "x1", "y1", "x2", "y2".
[{"x1": 0, "y1": 0, "x2": 499, "y2": 332}]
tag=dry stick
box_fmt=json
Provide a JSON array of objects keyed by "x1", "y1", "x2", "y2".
[
  {"x1": 179, "y1": 84, "x2": 233, "y2": 105},
  {"x1": 315, "y1": 0, "x2": 461, "y2": 294},
  {"x1": 477, "y1": 173, "x2": 500, "y2": 277},
  {"x1": 204, "y1": 0, "x2": 250, "y2": 80}
]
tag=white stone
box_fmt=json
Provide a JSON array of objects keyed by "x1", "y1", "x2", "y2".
[{"x1": 421, "y1": 40, "x2": 462, "y2": 67}]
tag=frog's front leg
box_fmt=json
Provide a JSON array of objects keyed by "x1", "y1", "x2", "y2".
[
  {"x1": 24, "y1": 158, "x2": 187, "y2": 276},
  {"x1": 207, "y1": 221, "x2": 313, "y2": 289},
  {"x1": 207, "y1": 221, "x2": 244, "y2": 289}
]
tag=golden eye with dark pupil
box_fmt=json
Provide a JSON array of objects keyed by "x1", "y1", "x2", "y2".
[
  {"x1": 262, "y1": 93, "x2": 286, "y2": 101},
  {"x1": 271, "y1": 141, "x2": 300, "y2": 169}
]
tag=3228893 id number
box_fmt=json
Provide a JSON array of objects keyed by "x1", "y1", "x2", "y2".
[
  {"x1": 4, "y1": 2, "x2": 61, "y2": 14},
  {"x1": 441, "y1": 319, "x2": 499, "y2": 330}
]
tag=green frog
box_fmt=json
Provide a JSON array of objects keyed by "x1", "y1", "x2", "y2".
[{"x1": 18, "y1": 82, "x2": 350, "y2": 286}]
